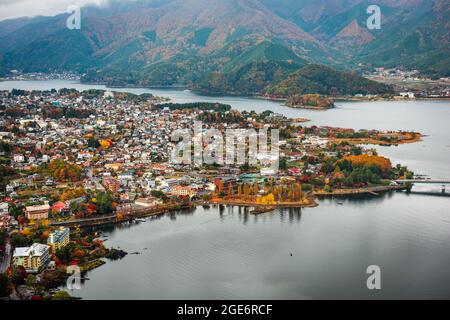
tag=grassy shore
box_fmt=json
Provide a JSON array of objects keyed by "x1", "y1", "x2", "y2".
[
  {"x1": 329, "y1": 132, "x2": 424, "y2": 146},
  {"x1": 314, "y1": 185, "x2": 408, "y2": 197},
  {"x1": 209, "y1": 198, "x2": 318, "y2": 208}
]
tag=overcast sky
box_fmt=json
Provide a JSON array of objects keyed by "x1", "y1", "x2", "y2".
[{"x1": 0, "y1": 0, "x2": 111, "y2": 21}]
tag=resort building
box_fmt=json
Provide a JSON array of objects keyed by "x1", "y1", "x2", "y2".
[
  {"x1": 171, "y1": 186, "x2": 197, "y2": 198},
  {"x1": 13, "y1": 243, "x2": 51, "y2": 273},
  {"x1": 134, "y1": 197, "x2": 163, "y2": 208},
  {"x1": 102, "y1": 176, "x2": 121, "y2": 193},
  {"x1": 25, "y1": 203, "x2": 50, "y2": 221},
  {"x1": 47, "y1": 227, "x2": 70, "y2": 253}
]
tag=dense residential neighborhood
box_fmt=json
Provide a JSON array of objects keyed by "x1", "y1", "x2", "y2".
[{"x1": 0, "y1": 87, "x2": 419, "y2": 300}]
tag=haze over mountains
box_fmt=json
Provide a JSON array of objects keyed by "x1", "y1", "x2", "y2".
[{"x1": 0, "y1": 0, "x2": 448, "y2": 95}]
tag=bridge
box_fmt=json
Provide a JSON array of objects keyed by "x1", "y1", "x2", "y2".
[
  {"x1": 394, "y1": 180, "x2": 450, "y2": 195},
  {"x1": 395, "y1": 180, "x2": 450, "y2": 184}
]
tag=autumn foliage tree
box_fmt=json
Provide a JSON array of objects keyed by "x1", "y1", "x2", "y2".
[
  {"x1": 60, "y1": 188, "x2": 86, "y2": 202},
  {"x1": 341, "y1": 155, "x2": 392, "y2": 174},
  {"x1": 47, "y1": 160, "x2": 82, "y2": 182}
]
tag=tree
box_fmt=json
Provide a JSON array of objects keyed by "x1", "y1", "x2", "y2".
[
  {"x1": 0, "y1": 273, "x2": 11, "y2": 297},
  {"x1": 26, "y1": 274, "x2": 37, "y2": 291},
  {"x1": 227, "y1": 183, "x2": 233, "y2": 197},
  {"x1": 11, "y1": 233, "x2": 30, "y2": 247},
  {"x1": 345, "y1": 176, "x2": 354, "y2": 187},
  {"x1": 9, "y1": 203, "x2": 25, "y2": 220},
  {"x1": 60, "y1": 188, "x2": 85, "y2": 202},
  {"x1": 52, "y1": 290, "x2": 72, "y2": 300},
  {"x1": 151, "y1": 190, "x2": 166, "y2": 200},
  {"x1": 47, "y1": 159, "x2": 82, "y2": 181},
  {"x1": 253, "y1": 180, "x2": 259, "y2": 195},
  {"x1": 11, "y1": 266, "x2": 27, "y2": 285},
  {"x1": 279, "y1": 158, "x2": 288, "y2": 171},
  {"x1": 70, "y1": 201, "x2": 87, "y2": 216},
  {"x1": 321, "y1": 159, "x2": 335, "y2": 174},
  {"x1": 95, "y1": 192, "x2": 115, "y2": 215},
  {"x1": 87, "y1": 138, "x2": 100, "y2": 149},
  {"x1": 342, "y1": 155, "x2": 392, "y2": 174},
  {"x1": 56, "y1": 243, "x2": 76, "y2": 264}
]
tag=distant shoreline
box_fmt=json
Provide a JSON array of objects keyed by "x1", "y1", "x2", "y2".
[
  {"x1": 1, "y1": 79, "x2": 448, "y2": 102},
  {"x1": 314, "y1": 185, "x2": 409, "y2": 197},
  {"x1": 209, "y1": 198, "x2": 318, "y2": 209}
]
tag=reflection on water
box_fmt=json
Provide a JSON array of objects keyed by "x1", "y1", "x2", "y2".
[{"x1": 67, "y1": 191, "x2": 450, "y2": 300}]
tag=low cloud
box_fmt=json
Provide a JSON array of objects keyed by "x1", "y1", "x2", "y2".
[{"x1": 0, "y1": 0, "x2": 111, "y2": 21}]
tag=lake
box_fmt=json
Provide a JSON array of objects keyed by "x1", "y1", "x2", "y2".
[{"x1": 1, "y1": 80, "x2": 450, "y2": 299}]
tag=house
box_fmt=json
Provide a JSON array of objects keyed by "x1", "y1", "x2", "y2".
[
  {"x1": 304, "y1": 136, "x2": 328, "y2": 148},
  {"x1": 45, "y1": 178, "x2": 55, "y2": 186},
  {"x1": 151, "y1": 164, "x2": 173, "y2": 175},
  {"x1": 6, "y1": 184, "x2": 15, "y2": 193},
  {"x1": 288, "y1": 167, "x2": 302, "y2": 176},
  {"x1": 171, "y1": 186, "x2": 197, "y2": 198},
  {"x1": 25, "y1": 202, "x2": 50, "y2": 221},
  {"x1": 0, "y1": 202, "x2": 8, "y2": 215},
  {"x1": 118, "y1": 171, "x2": 134, "y2": 181},
  {"x1": 260, "y1": 168, "x2": 277, "y2": 176},
  {"x1": 13, "y1": 154, "x2": 25, "y2": 163},
  {"x1": 13, "y1": 243, "x2": 51, "y2": 273},
  {"x1": 102, "y1": 176, "x2": 121, "y2": 193},
  {"x1": 51, "y1": 201, "x2": 70, "y2": 216},
  {"x1": 47, "y1": 227, "x2": 70, "y2": 253},
  {"x1": 134, "y1": 197, "x2": 163, "y2": 208},
  {"x1": 399, "y1": 92, "x2": 415, "y2": 99},
  {"x1": 103, "y1": 91, "x2": 114, "y2": 99},
  {"x1": 0, "y1": 215, "x2": 11, "y2": 230}
]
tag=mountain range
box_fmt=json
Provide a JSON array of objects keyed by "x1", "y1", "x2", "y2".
[{"x1": 0, "y1": 0, "x2": 448, "y2": 96}]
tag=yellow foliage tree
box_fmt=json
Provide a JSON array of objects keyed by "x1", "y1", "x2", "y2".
[{"x1": 342, "y1": 155, "x2": 392, "y2": 173}]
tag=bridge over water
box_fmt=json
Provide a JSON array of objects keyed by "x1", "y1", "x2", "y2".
[
  {"x1": 395, "y1": 180, "x2": 450, "y2": 195},
  {"x1": 395, "y1": 180, "x2": 450, "y2": 184}
]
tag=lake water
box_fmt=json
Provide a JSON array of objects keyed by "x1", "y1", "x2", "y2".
[{"x1": 1, "y1": 80, "x2": 450, "y2": 299}]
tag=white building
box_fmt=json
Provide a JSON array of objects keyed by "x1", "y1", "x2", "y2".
[
  {"x1": 13, "y1": 243, "x2": 51, "y2": 273},
  {"x1": 134, "y1": 197, "x2": 163, "y2": 208},
  {"x1": 13, "y1": 154, "x2": 25, "y2": 163},
  {"x1": 0, "y1": 202, "x2": 8, "y2": 215},
  {"x1": 399, "y1": 92, "x2": 415, "y2": 99}
]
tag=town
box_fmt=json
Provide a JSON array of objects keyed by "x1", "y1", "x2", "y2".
[{"x1": 0, "y1": 88, "x2": 419, "y2": 300}]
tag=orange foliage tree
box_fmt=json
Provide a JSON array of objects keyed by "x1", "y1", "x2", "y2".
[{"x1": 342, "y1": 155, "x2": 392, "y2": 173}]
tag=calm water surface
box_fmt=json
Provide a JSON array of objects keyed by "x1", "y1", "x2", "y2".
[{"x1": 1, "y1": 80, "x2": 449, "y2": 299}]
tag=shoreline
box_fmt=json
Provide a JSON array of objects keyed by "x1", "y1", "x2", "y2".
[
  {"x1": 329, "y1": 132, "x2": 424, "y2": 146},
  {"x1": 209, "y1": 198, "x2": 319, "y2": 209},
  {"x1": 314, "y1": 185, "x2": 409, "y2": 197},
  {"x1": 1, "y1": 79, "x2": 448, "y2": 102}
]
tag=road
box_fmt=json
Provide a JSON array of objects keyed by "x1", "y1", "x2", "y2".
[
  {"x1": 50, "y1": 214, "x2": 116, "y2": 226},
  {"x1": 0, "y1": 242, "x2": 11, "y2": 273}
]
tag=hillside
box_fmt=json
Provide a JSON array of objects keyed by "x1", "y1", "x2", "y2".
[
  {"x1": 355, "y1": 0, "x2": 450, "y2": 77},
  {"x1": 192, "y1": 46, "x2": 392, "y2": 97},
  {"x1": 286, "y1": 94, "x2": 335, "y2": 109},
  {"x1": 260, "y1": 0, "x2": 449, "y2": 77},
  {"x1": 0, "y1": 0, "x2": 328, "y2": 77},
  {"x1": 266, "y1": 64, "x2": 394, "y2": 97},
  {"x1": 0, "y1": 0, "x2": 447, "y2": 88},
  {"x1": 191, "y1": 42, "x2": 308, "y2": 95}
]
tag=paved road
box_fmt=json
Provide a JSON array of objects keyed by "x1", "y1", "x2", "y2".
[
  {"x1": 50, "y1": 215, "x2": 116, "y2": 226},
  {"x1": 0, "y1": 242, "x2": 11, "y2": 273}
]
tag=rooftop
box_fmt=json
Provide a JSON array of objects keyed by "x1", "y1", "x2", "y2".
[{"x1": 14, "y1": 243, "x2": 50, "y2": 257}]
